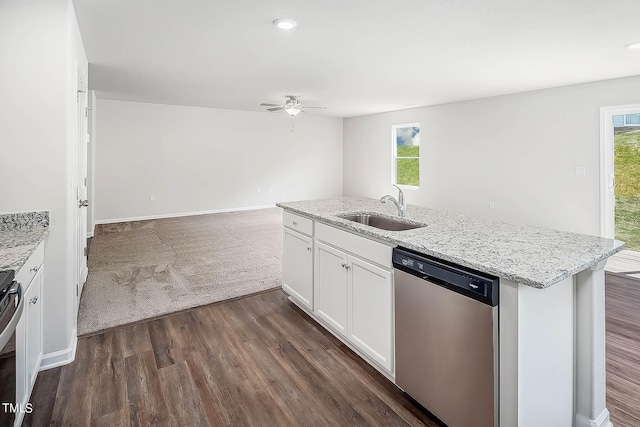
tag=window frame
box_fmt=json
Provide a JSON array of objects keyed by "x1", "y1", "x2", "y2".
[{"x1": 391, "y1": 122, "x2": 421, "y2": 189}]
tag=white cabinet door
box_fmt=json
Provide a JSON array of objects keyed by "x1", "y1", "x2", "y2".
[
  {"x1": 315, "y1": 241, "x2": 349, "y2": 336},
  {"x1": 15, "y1": 262, "x2": 44, "y2": 413},
  {"x1": 282, "y1": 228, "x2": 314, "y2": 310},
  {"x1": 349, "y1": 256, "x2": 394, "y2": 372},
  {"x1": 25, "y1": 265, "x2": 43, "y2": 390}
]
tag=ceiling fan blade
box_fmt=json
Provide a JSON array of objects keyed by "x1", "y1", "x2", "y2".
[
  {"x1": 260, "y1": 103, "x2": 281, "y2": 107},
  {"x1": 302, "y1": 106, "x2": 327, "y2": 109},
  {"x1": 267, "y1": 107, "x2": 285, "y2": 111}
]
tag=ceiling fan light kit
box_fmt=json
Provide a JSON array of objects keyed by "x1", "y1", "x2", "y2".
[{"x1": 285, "y1": 107, "x2": 301, "y2": 116}]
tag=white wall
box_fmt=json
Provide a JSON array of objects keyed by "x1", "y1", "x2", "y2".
[
  {"x1": 344, "y1": 75, "x2": 640, "y2": 235},
  {"x1": 0, "y1": 0, "x2": 87, "y2": 361},
  {"x1": 95, "y1": 100, "x2": 343, "y2": 222}
]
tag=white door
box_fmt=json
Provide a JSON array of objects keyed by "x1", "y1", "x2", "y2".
[
  {"x1": 348, "y1": 256, "x2": 394, "y2": 372},
  {"x1": 282, "y1": 228, "x2": 314, "y2": 310},
  {"x1": 600, "y1": 104, "x2": 640, "y2": 239},
  {"x1": 314, "y1": 241, "x2": 348, "y2": 335},
  {"x1": 76, "y1": 85, "x2": 89, "y2": 309}
]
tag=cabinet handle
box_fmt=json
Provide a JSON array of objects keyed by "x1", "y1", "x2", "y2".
[
  {"x1": 30, "y1": 296, "x2": 38, "y2": 305},
  {"x1": 307, "y1": 247, "x2": 312, "y2": 251},
  {"x1": 30, "y1": 265, "x2": 39, "y2": 273},
  {"x1": 292, "y1": 221, "x2": 298, "y2": 226},
  {"x1": 345, "y1": 265, "x2": 351, "y2": 270}
]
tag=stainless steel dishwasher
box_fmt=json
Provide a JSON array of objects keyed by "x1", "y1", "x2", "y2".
[{"x1": 393, "y1": 247, "x2": 499, "y2": 427}]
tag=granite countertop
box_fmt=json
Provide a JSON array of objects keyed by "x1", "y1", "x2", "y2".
[
  {"x1": 276, "y1": 196, "x2": 624, "y2": 289},
  {"x1": 0, "y1": 211, "x2": 50, "y2": 273}
]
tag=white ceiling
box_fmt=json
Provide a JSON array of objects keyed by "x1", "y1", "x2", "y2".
[{"x1": 73, "y1": 0, "x2": 640, "y2": 118}]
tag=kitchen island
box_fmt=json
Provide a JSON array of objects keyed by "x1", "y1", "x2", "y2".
[{"x1": 277, "y1": 196, "x2": 623, "y2": 427}]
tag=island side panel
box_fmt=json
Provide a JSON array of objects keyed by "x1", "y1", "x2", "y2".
[
  {"x1": 575, "y1": 262, "x2": 612, "y2": 427},
  {"x1": 500, "y1": 277, "x2": 574, "y2": 427},
  {"x1": 499, "y1": 279, "x2": 519, "y2": 427}
]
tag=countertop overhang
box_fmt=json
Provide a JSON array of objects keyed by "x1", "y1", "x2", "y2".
[
  {"x1": 0, "y1": 211, "x2": 50, "y2": 273},
  {"x1": 277, "y1": 197, "x2": 624, "y2": 289}
]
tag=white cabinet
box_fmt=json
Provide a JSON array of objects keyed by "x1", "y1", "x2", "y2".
[
  {"x1": 24, "y1": 265, "x2": 43, "y2": 391},
  {"x1": 14, "y1": 241, "x2": 44, "y2": 425},
  {"x1": 349, "y1": 256, "x2": 393, "y2": 372},
  {"x1": 314, "y1": 241, "x2": 349, "y2": 335},
  {"x1": 315, "y1": 237, "x2": 394, "y2": 373},
  {"x1": 281, "y1": 212, "x2": 395, "y2": 376},
  {"x1": 282, "y1": 228, "x2": 314, "y2": 310},
  {"x1": 282, "y1": 212, "x2": 314, "y2": 310},
  {"x1": 283, "y1": 211, "x2": 313, "y2": 236}
]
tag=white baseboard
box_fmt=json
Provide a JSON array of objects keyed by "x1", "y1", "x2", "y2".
[
  {"x1": 94, "y1": 204, "x2": 277, "y2": 225},
  {"x1": 39, "y1": 329, "x2": 78, "y2": 371},
  {"x1": 575, "y1": 409, "x2": 612, "y2": 427}
]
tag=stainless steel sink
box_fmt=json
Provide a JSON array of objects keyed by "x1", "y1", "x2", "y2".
[{"x1": 338, "y1": 213, "x2": 425, "y2": 231}]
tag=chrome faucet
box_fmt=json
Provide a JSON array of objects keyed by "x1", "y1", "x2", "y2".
[{"x1": 380, "y1": 184, "x2": 405, "y2": 217}]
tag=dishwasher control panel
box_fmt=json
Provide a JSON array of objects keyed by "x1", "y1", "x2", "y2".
[{"x1": 393, "y1": 248, "x2": 499, "y2": 306}]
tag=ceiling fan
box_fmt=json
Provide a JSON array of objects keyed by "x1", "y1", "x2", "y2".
[{"x1": 260, "y1": 95, "x2": 326, "y2": 116}]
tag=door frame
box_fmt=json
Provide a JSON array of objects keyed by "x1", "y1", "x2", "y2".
[
  {"x1": 75, "y1": 69, "x2": 89, "y2": 316},
  {"x1": 599, "y1": 103, "x2": 640, "y2": 238}
]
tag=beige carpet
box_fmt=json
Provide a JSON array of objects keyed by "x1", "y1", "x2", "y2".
[{"x1": 77, "y1": 208, "x2": 282, "y2": 336}]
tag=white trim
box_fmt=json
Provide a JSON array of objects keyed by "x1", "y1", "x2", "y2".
[
  {"x1": 39, "y1": 329, "x2": 77, "y2": 371},
  {"x1": 575, "y1": 409, "x2": 612, "y2": 427},
  {"x1": 599, "y1": 103, "x2": 640, "y2": 238},
  {"x1": 94, "y1": 204, "x2": 277, "y2": 225},
  {"x1": 80, "y1": 265, "x2": 88, "y2": 285},
  {"x1": 88, "y1": 91, "x2": 97, "y2": 242},
  {"x1": 86, "y1": 231, "x2": 94, "y2": 238},
  {"x1": 395, "y1": 185, "x2": 420, "y2": 191}
]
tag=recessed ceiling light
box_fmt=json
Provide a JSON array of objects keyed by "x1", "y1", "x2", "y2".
[
  {"x1": 624, "y1": 42, "x2": 640, "y2": 50},
  {"x1": 273, "y1": 18, "x2": 297, "y2": 30}
]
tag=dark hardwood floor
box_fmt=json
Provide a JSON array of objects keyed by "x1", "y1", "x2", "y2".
[
  {"x1": 25, "y1": 290, "x2": 438, "y2": 427},
  {"x1": 606, "y1": 271, "x2": 640, "y2": 427},
  {"x1": 24, "y1": 272, "x2": 640, "y2": 426}
]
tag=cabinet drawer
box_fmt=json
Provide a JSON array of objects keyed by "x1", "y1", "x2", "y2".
[
  {"x1": 283, "y1": 211, "x2": 313, "y2": 236},
  {"x1": 15, "y1": 241, "x2": 44, "y2": 290},
  {"x1": 315, "y1": 222, "x2": 392, "y2": 269}
]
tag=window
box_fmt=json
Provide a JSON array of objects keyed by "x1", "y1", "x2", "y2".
[{"x1": 392, "y1": 123, "x2": 420, "y2": 188}]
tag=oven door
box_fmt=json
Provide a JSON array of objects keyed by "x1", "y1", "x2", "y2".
[{"x1": 0, "y1": 283, "x2": 24, "y2": 427}]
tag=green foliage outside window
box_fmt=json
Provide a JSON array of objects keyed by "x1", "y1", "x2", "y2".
[
  {"x1": 614, "y1": 128, "x2": 640, "y2": 250},
  {"x1": 394, "y1": 125, "x2": 420, "y2": 187}
]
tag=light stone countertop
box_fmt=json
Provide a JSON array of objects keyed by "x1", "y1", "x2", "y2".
[
  {"x1": 276, "y1": 196, "x2": 624, "y2": 289},
  {"x1": 0, "y1": 211, "x2": 49, "y2": 273}
]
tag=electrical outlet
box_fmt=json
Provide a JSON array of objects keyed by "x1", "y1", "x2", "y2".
[
  {"x1": 574, "y1": 166, "x2": 586, "y2": 176},
  {"x1": 258, "y1": 188, "x2": 261, "y2": 194},
  {"x1": 149, "y1": 194, "x2": 155, "y2": 201},
  {"x1": 489, "y1": 201, "x2": 495, "y2": 209}
]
